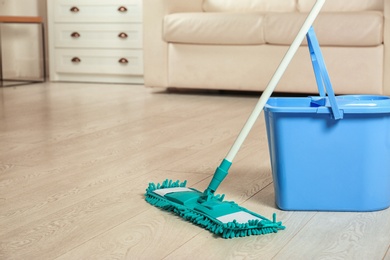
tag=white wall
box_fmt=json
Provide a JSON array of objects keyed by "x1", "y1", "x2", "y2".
[{"x1": 0, "y1": 0, "x2": 47, "y2": 80}]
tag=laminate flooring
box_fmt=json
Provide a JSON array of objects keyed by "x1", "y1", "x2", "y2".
[{"x1": 0, "y1": 82, "x2": 389, "y2": 259}]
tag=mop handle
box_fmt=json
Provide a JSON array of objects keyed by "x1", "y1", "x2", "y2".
[
  {"x1": 225, "y1": 0, "x2": 326, "y2": 162},
  {"x1": 205, "y1": 0, "x2": 326, "y2": 194}
]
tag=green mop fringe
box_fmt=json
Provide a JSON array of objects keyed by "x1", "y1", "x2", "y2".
[{"x1": 145, "y1": 179, "x2": 285, "y2": 239}]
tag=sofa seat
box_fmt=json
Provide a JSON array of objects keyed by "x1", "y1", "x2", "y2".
[
  {"x1": 144, "y1": 0, "x2": 389, "y2": 95},
  {"x1": 164, "y1": 12, "x2": 383, "y2": 47},
  {"x1": 164, "y1": 13, "x2": 265, "y2": 45},
  {"x1": 265, "y1": 12, "x2": 383, "y2": 47}
]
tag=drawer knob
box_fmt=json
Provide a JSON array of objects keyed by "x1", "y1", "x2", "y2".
[
  {"x1": 119, "y1": 58, "x2": 128, "y2": 64},
  {"x1": 71, "y1": 57, "x2": 81, "y2": 63},
  {"x1": 70, "y1": 6, "x2": 80, "y2": 13},
  {"x1": 71, "y1": 32, "x2": 80, "y2": 38},
  {"x1": 118, "y1": 6, "x2": 127, "y2": 12},
  {"x1": 118, "y1": 32, "x2": 128, "y2": 39}
]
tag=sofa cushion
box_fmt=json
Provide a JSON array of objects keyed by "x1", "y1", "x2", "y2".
[
  {"x1": 163, "y1": 13, "x2": 265, "y2": 45},
  {"x1": 298, "y1": 0, "x2": 383, "y2": 12},
  {"x1": 203, "y1": 0, "x2": 296, "y2": 13},
  {"x1": 265, "y1": 12, "x2": 383, "y2": 47}
]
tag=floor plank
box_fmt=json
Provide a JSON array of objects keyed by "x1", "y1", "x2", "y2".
[
  {"x1": 273, "y1": 210, "x2": 390, "y2": 260},
  {"x1": 0, "y1": 147, "x2": 196, "y2": 234},
  {"x1": 0, "y1": 82, "x2": 389, "y2": 260},
  {"x1": 0, "y1": 170, "x2": 209, "y2": 259}
]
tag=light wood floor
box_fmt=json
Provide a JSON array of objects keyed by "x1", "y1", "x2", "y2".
[{"x1": 0, "y1": 82, "x2": 389, "y2": 260}]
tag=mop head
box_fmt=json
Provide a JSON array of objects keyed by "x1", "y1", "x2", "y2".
[{"x1": 145, "y1": 179, "x2": 285, "y2": 239}]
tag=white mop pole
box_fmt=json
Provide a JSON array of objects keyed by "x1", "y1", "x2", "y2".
[
  {"x1": 205, "y1": 0, "x2": 326, "y2": 194},
  {"x1": 225, "y1": 0, "x2": 326, "y2": 162}
]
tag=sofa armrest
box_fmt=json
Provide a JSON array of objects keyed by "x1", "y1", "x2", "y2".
[
  {"x1": 384, "y1": 0, "x2": 390, "y2": 95},
  {"x1": 143, "y1": 0, "x2": 204, "y2": 87}
]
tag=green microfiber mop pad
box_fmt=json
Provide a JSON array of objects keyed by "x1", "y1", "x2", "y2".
[{"x1": 145, "y1": 179, "x2": 285, "y2": 239}]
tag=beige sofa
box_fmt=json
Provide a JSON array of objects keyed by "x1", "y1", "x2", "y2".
[{"x1": 143, "y1": 0, "x2": 389, "y2": 95}]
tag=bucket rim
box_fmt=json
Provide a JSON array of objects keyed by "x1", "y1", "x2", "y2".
[{"x1": 264, "y1": 95, "x2": 390, "y2": 114}]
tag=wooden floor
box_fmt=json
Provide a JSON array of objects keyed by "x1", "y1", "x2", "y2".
[{"x1": 0, "y1": 82, "x2": 389, "y2": 260}]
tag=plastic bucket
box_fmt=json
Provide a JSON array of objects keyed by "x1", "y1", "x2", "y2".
[{"x1": 264, "y1": 95, "x2": 390, "y2": 211}]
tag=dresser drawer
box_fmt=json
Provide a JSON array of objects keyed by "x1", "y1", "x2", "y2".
[
  {"x1": 53, "y1": 0, "x2": 142, "y2": 23},
  {"x1": 55, "y1": 49, "x2": 143, "y2": 75},
  {"x1": 54, "y1": 24, "x2": 142, "y2": 49}
]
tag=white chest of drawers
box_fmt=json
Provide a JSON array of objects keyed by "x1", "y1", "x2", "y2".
[{"x1": 47, "y1": 0, "x2": 143, "y2": 84}]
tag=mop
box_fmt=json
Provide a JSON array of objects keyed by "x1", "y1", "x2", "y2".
[{"x1": 145, "y1": 0, "x2": 326, "y2": 238}]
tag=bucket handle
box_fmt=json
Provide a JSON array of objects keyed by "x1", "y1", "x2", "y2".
[{"x1": 307, "y1": 27, "x2": 343, "y2": 120}]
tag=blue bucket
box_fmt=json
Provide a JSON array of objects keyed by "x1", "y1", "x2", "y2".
[
  {"x1": 264, "y1": 95, "x2": 390, "y2": 211},
  {"x1": 263, "y1": 28, "x2": 390, "y2": 211}
]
